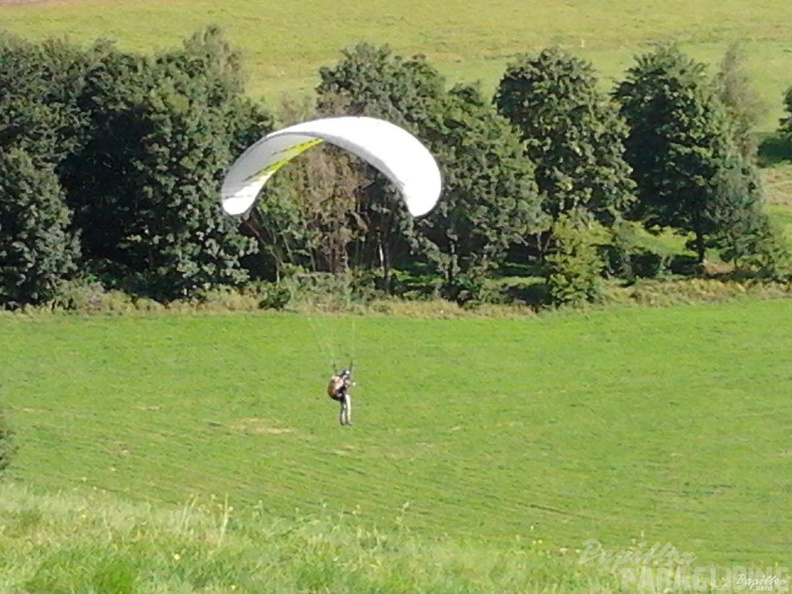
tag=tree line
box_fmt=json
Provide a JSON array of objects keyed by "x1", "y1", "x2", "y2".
[{"x1": 0, "y1": 26, "x2": 790, "y2": 310}]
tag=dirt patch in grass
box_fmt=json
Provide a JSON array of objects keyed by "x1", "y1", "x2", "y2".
[{"x1": 229, "y1": 417, "x2": 294, "y2": 435}]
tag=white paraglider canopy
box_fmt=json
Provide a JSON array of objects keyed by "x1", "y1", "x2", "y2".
[{"x1": 220, "y1": 116, "x2": 442, "y2": 218}]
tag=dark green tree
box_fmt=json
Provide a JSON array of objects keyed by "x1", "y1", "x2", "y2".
[
  {"x1": 614, "y1": 44, "x2": 756, "y2": 264},
  {"x1": 64, "y1": 28, "x2": 270, "y2": 300},
  {"x1": 122, "y1": 79, "x2": 255, "y2": 299},
  {"x1": 64, "y1": 48, "x2": 157, "y2": 268},
  {"x1": 419, "y1": 84, "x2": 542, "y2": 301},
  {"x1": 0, "y1": 32, "x2": 91, "y2": 166},
  {"x1": 494, "y1": 47, "x2": 634, "y2": 241},
  {"x1": 317, "y1": 42, "x2": 443, "y2": 128},
  {"x1": 0, "y1": 146, "x2": 80, "y2": 308},
  {"x1": 0, "y1": 33, "x2": 93, "y2": 306}
]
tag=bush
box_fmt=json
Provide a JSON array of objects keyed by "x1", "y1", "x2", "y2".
[
  {"x1": 599, "y1": 221, "x2": 669, "y2": 281},
  {"x1": 630, "y1": 249, "x2": 667, "y2": 279},
  {"x1": 0, "y1": 147, "x2": 80, "y2": 309},
  {"x1": 49, "y1": 279, "x2": 137, "y2": 314},
  {"x1": 733, "y1": 220, "x2": 791, "y2": 280},
  {"x1": 270, "y1": 270, "x2": 360, "y2": 313},
  {"x1": 348, "y1": 269, "x2": 387, "y2": 304},
  {"x1": 258, "y1": 283, "x2": 292, "y2": 311},
  {"x1": 440, "y1": 273, "x2": 485, "y2": 307},
  {"x1": 546, "y1": 212, "x2": 604, "y2": 307}
]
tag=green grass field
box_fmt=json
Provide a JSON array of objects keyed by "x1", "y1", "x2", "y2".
[
  {"x1": 2, "y1": 0, "x2": 792, "y2": 132},
  {"x1": 2, "y1": 2, "x2": 792, "y2": 590},
  {"x1": 2, "y1": 300, "x2": 791, "y2": 583}
]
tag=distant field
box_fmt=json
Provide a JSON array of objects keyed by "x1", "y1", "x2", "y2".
[
  {"x1": 1, "y1": 0, "x2": 792, "y2": 131},
  {"x1": 2, "y1": 299, "x2": 791, "y2": 569}
]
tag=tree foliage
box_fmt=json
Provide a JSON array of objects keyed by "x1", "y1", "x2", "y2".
[
  {"x1": 780, "y1": 86, "x2": 792, "y2": 141},
  {"x1": 614, "y1": 45, "x2": 759, "y2": 264},
  {"x1": 121, "y1": 74, "x2": 255, "y2": 299},
  {"x1": 63, "y1": 27, "x2": 269, "y2": 300},
  {"x1": 419, "y1": 83, "x2": 541, "y2": 300},
  {"x1": 708, "y1": 165, "x2": 790, "y2": 276},
  {"x1": 0, "y1": 30, "x2": 787, "y2": 311},
  {"x1": 317, "y1": 45, "x2": 542, "y2": 297},
  {"x1": 0, "y1": 32, "x2": 91, "y2": 166},
  {"x1": 545, "y1": 210, "x2": 603, "y2": 307},
  {"x1": 713, "y1": 42, "x2": 765, "y2": 160},
  {"x1": 0, "y1": 146, "x2": 80, "y2": 308},
  {"x1": 494, "y1": 48, "x2": 634, "y2": 235},
  {"x1": 317, "y1": 42, "x2": 444, "y2": 128},
  {"x1": 316, "y1": 43, "x2": 447, "y2": 287}
]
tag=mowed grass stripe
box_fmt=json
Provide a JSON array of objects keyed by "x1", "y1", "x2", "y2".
[{"x1": 2, "y1": 299, "x2": 791, "y2": 565}]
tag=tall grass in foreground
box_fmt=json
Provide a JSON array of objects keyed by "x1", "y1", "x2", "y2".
[{"x1": 0, "y1": 482, "x2": 625, "y2": 594}]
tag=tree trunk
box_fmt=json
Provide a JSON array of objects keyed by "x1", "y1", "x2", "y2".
[
  {"x1": 447, "y1": 240, "x2": 457, "y2": 287},
  {"x1": 378, "y1": 233, "x2": 391, "y2": 291},
  {"x1": 695, "y1": 232, "x2": 706, "y2": 265},
  {"x1": 693, "y1": 212, "x2": 706, "y2": 265}
]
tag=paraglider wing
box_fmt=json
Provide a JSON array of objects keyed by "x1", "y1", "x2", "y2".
[{"x1": 221, "y1": 116, "x2": 442, "y2": 218}]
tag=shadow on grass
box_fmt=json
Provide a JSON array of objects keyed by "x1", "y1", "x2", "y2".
[
  {"x1": 758, "y1": 133, "x2": 792, "y2": 167},
  {"x1": 502, "y1": 279, "x2": 547, "y2": 307}
]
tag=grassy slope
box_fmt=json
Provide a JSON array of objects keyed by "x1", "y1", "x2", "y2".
[
  {"x1": 0, "y1": 482, "x2": 624, "y2": 594},
  {"x1": 2, "y1": 299, "x2": 791, "y2": 569},
  {"x1": 1, "y1": 0, "x2": 792, "y2": 131},
  {"x1": 1, "y1": 2, "x2": 791, "y2": 586}
]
